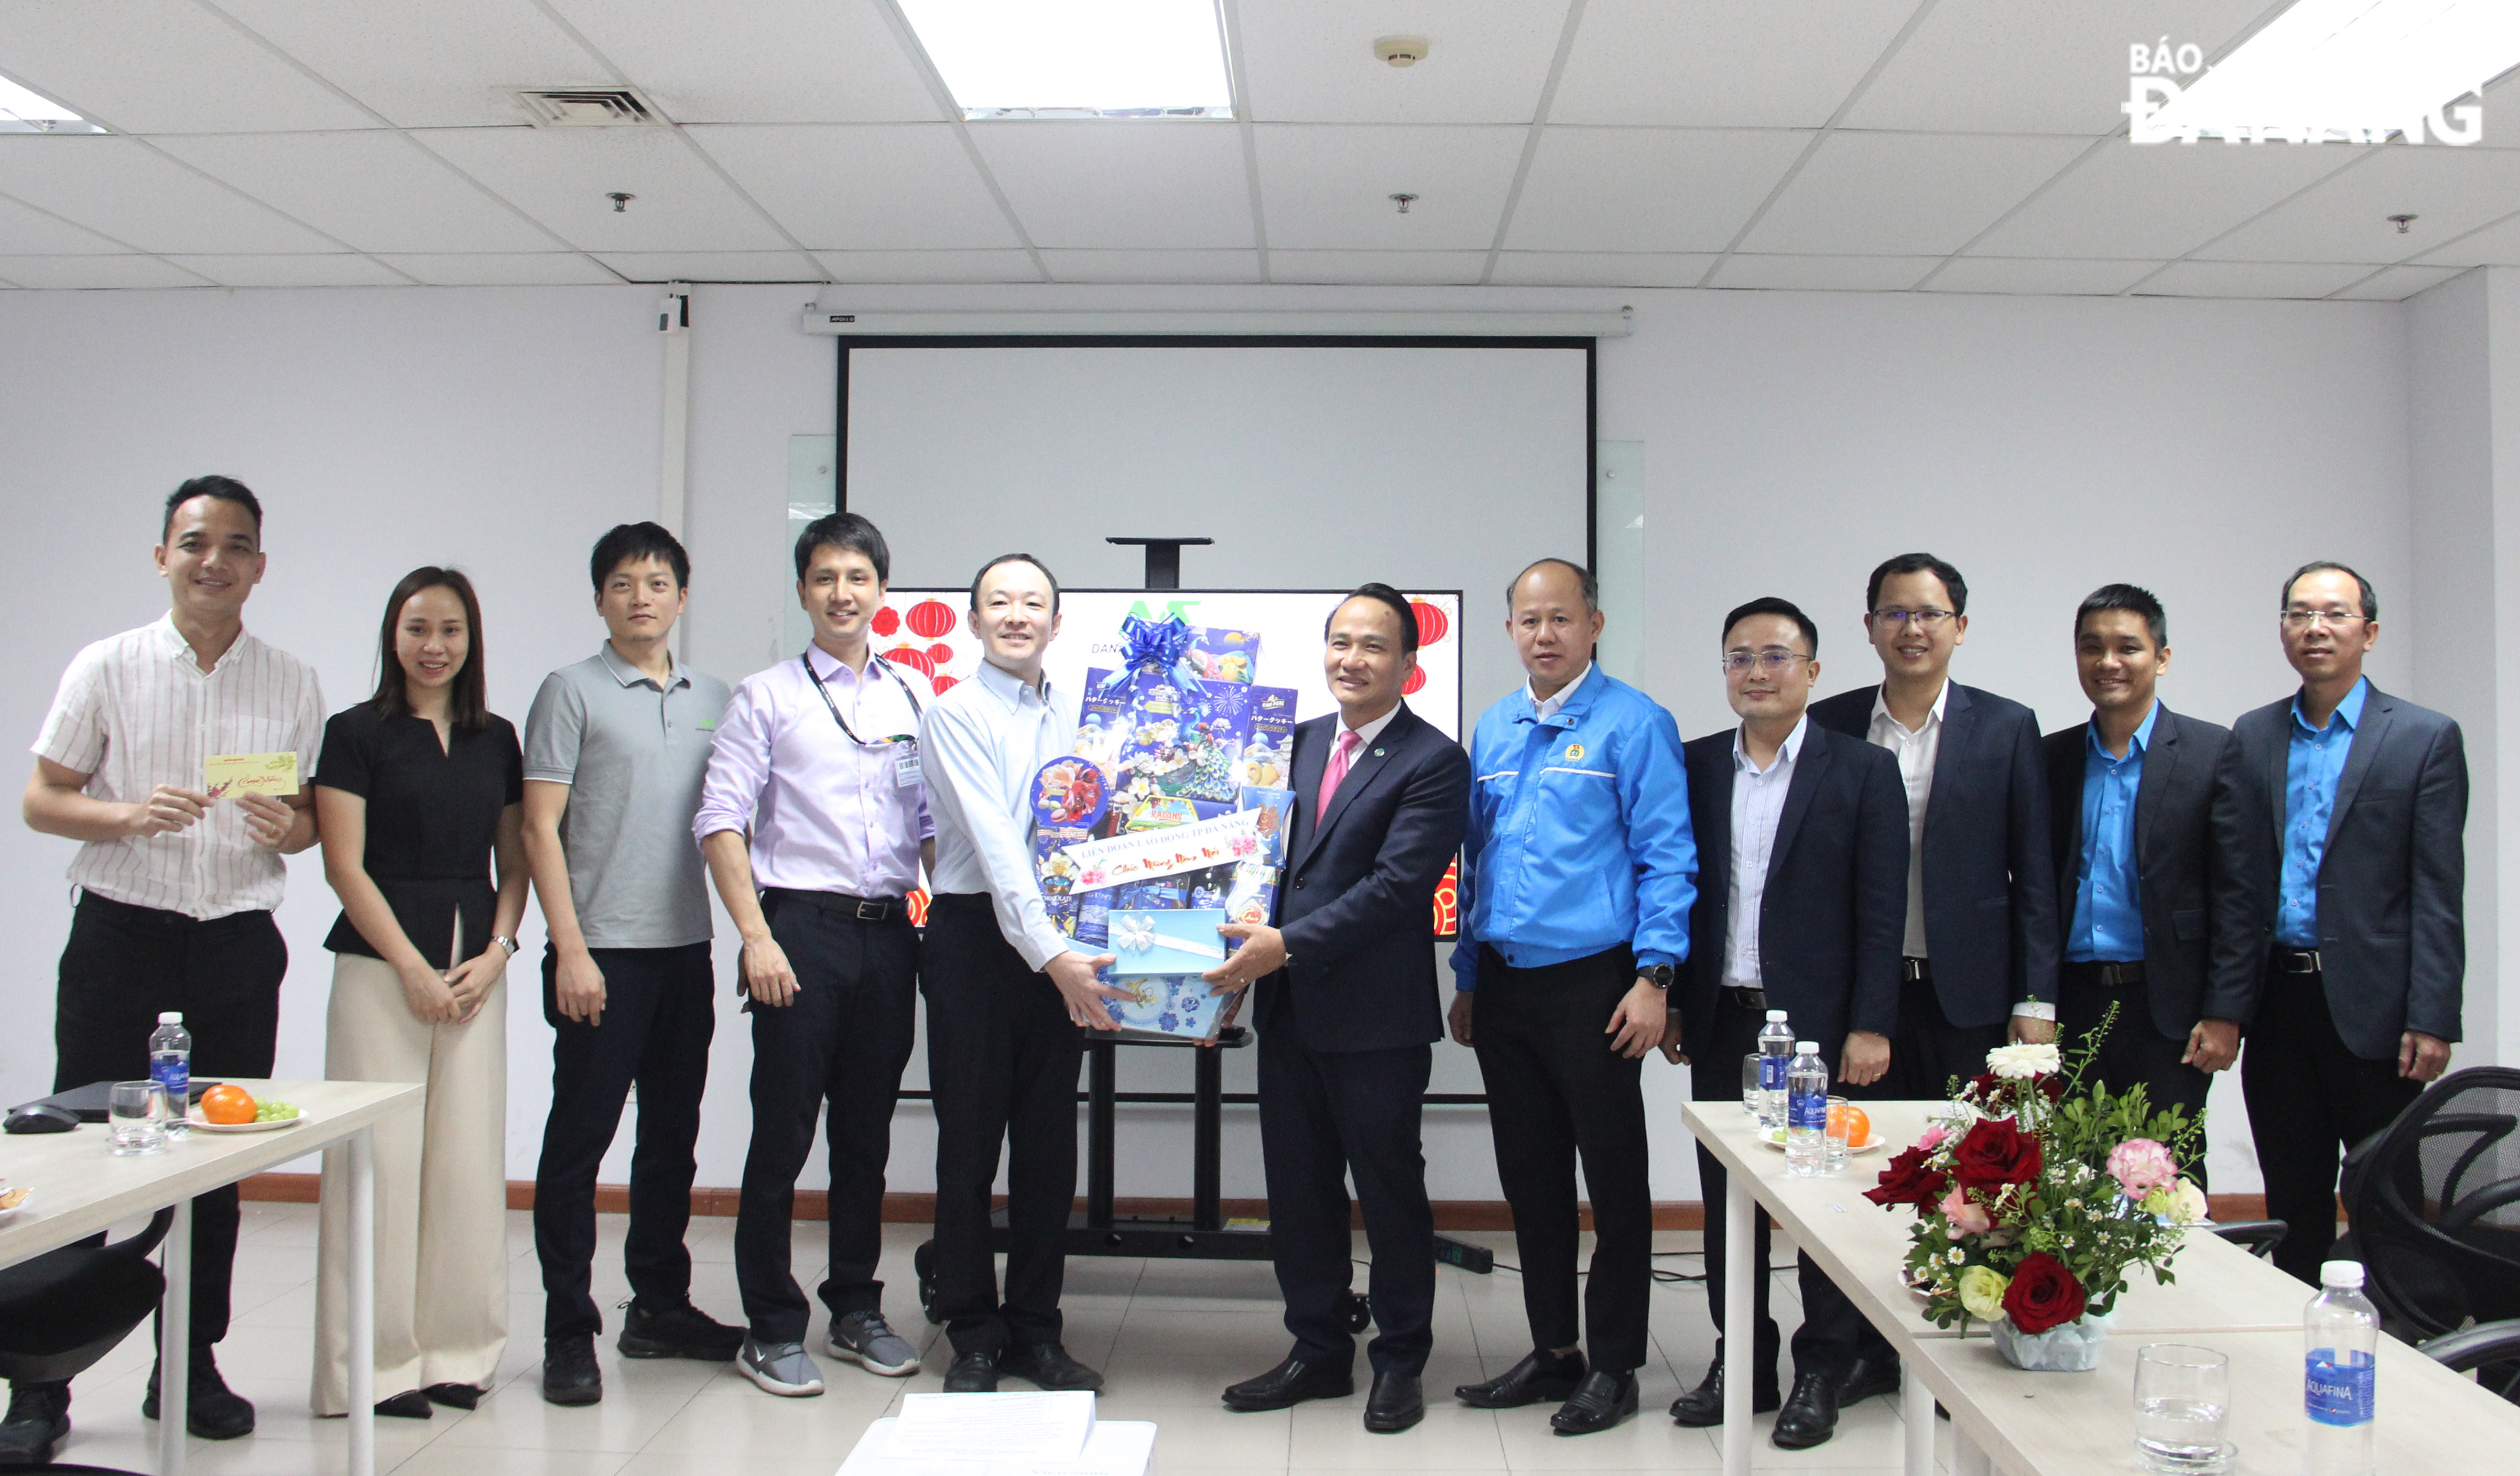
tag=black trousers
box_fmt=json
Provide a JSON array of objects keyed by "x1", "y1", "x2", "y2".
[
  {"x1": 53, "y1": 893, "x2": 285, "y2": 1350},
  {"x1": 2241, "y1": 963, "x2": 2421, "y2": 1285},
  {"x1": 1689, "y1": 993, "x2": 1891, "y2": 1382},
  {"x1": 1873, "y1": 971, "x2": 2008, "y2": 1101},
  {"x1": 2059, "y1": 969, "x2": 2213, "y2": 1189},
  {"x1": 1469, "y1": 946, "x2": 1650, "y2": 1374},
  {"x1": 733, "y1": 895, "x2": 919, "y2": 1342},
  {"x1": 921, "y1": 893, "x2": 1082, "y2": 1356},
  {"x1": 533, "y1": 940, "x2": 717, "y2": 1341}
]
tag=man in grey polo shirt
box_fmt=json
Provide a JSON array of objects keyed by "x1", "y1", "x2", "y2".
[{"x1": 524, "y1": 523, "x2": 741, "y2": 1406}]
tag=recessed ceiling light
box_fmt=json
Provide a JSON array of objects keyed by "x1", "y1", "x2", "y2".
[
  {"x1": 0, "y1": 74, "x2": 104, "y2": 133},
  {"x1": 2141, "y1": 0, "x2": 2520, "y2": 144},
  {"x1": 897, "y1": 0, "x2": 1234, "y2": 120}
]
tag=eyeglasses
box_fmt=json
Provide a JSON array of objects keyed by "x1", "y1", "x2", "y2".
[
  {"x1": 2279, "y1": 609, "x2": 2369, "y2": 630},
  {"x1": 1871, "y1": 607, "x2": 1956, "y2": 628},
  {"x1": 1722, "y1": 651, "x2": 1813, "y2": 674}
]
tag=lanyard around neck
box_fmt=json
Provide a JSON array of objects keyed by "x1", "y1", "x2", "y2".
[{"x1": 802, "y1": 652, "x2": 923, "y2": 747}]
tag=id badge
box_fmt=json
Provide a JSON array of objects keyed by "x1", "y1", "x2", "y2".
[{"x1": 893, "y1": 740, "x2": 923, "y2": 790}]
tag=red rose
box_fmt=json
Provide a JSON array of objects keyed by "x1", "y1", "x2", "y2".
[
  {"x1": 1864, "y1": 1144, "x2": 1950, "y2": 1211},
  {"x1": 2000, "y1": 1251, "x2": 2087, "y2": 1334},
  {"x1": 1951, "y1": 1117, "x2": 2043, "y2": 1193}
]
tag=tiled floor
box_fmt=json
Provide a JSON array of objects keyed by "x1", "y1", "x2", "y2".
[{"x1": 36, "y1": 1204, "x2": 1955, "y2": 1474}]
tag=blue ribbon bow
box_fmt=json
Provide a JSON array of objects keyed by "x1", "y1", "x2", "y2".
[{"x1": 1095, "y1": 613, "x2": 1210, "y2": 715}]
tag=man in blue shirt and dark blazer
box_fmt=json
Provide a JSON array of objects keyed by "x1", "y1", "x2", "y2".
[
  {"x1": 1668, "y1": 598, "x2": 1908, "y2": 1450},
  {"x1": 1446, "y1": 558, "x2": 1696, "y2": 1436},
  {"x1": 1204, "y1": 583, "x2": 1472, "y2": 1434},
  {"x1": 2233, "y1": 561, "x2": 2465, "y2": 1284},
  {"x1": 2042, "y1": 585, "x2": 2268, "y2": 1176}
]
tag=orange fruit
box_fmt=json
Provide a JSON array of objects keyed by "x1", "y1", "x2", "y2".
[
  {"x1": 199, "y1": 1084, "x2": 257, "y2": 1125},
  {"x1": 1828, "y1": 1103, "x2": 1872, "y2": 1146}
]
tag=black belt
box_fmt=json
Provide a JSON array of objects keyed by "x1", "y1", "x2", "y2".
[
  {"x1": 762, "y1": 887, "x2": 905, "y2": 922},
  {"x1": 1720, "y1": 984, "x2": 1766, "y2": 1012},
  {"x1": 2063, "y1": 960, "x2": 2148, "y2": 988},
  {"x1": 2272, "y1": 945, "x2": 2323, "y2": 975},
  {"x1": 1900, "y1": 957, "x2": 1933, "y2": 984}
]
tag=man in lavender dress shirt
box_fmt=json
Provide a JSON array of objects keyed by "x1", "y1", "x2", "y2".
[{"x1": 696, "y1": 513, "x2": 935, "y2": 1398}]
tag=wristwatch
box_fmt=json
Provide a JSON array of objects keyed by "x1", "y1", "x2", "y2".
[
  {"x1": 491, "y1": 935, "x2": 519, "y2": 959},
  {"x1": 1643, "y1": 963, "x2": 1675, "y2": 991}
]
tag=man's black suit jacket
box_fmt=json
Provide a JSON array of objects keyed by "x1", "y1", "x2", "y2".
[
  {"x1": 1807, "y1": 681, "x2": 2059, "y2": 1027},
  {"x1": 1255, "y1": 702, "x2": 1473, "y2": 1056},
  {"x1": 1678, "y1": 724, "x2": 1908, "y2": 1063},
  {"x1": 2230, "y1": 681, "x2": 2467, "y2": 1060},
  {"x1": 2042, "y1": 704, "x2": 2270, "y2": 1043}
]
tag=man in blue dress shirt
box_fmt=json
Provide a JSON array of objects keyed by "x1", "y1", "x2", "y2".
[{"x1": 1446, "y1": 559, "x2": 1696, "y2": 1436}]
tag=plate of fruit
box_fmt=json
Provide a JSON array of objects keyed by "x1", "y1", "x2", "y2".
[
  {"x1": 1758, "y1": 1102, "x2": 1887, "y2": 1155},
  {"x1": 188, "y1": 1085, "x2": 305, "y2": 1132}
]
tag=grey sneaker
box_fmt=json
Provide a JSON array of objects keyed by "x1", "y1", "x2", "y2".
[
  {"x1": 736, "y1": 1336, "x2": 825, "y2": 1397},
  {"x1": 825, "y1": 1310, "x2": 921, "y2": 1376}
]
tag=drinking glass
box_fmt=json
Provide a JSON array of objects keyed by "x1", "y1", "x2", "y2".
[
  {"x1": 1823, "y1": 1095, "x2": 1853, "y2": 1170},
  {"x1": 1742, "y1": 1055, "x2": 1765, "y2": 1122},
  {"x1": 2133, "y1": 1343, "x2": 2232, "y2": 1472},
  {"x1": 108, "y1": 1080, "x2": 169, "y2": 1156}
]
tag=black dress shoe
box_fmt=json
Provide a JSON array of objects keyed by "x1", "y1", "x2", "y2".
[
  {"x1": 1455, "y1": 1349, "x2": 1585, "y2": 1408},
  {"x1": 423, "y1": 1383, "x2": 481, "y2": 1410},
  {"x1": 943, "y1": 1351, "x2": 999, "y2": 1393},
  {"x1": 0, "y1": 1380, "x2": 70, "y2": 1467},
  {"x1": 1549, "y1": 1369, "x2": 1638, "y2": 1435},
  {"x1": 1668, "y1": 1358, "x2": 1780, "y2": 1427},
  {"x1": 1223, "y1": 1355, "x2": 1354, "y2": 1411},
  {"x1": 142, "y1": 1349, "x2": 255, "y2": 1440},
  {"x1": 1363, "y1": 1371, "x2": 1422, "y2": 1433},
  {"x1": 1772, "y1": 1370, "x2": 1842, "y2": 1450},
  {"x1": 998, "y1": 1343, "x2": 1104, "y2": 1392},
  {"x1": 1837, "y1": 1355, "x2": 1900, "y2": 1407},
  {"x1": 543, "y1": 1336, "x2": 603, "y2": 1406},
  {"x1": 374, "y1": 1391, "x2": 433, "y2": 1419}
]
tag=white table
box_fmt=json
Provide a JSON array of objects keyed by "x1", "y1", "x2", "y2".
[{"x1": 0, "y1": 1078, "x2": 420, "y2": 1476}]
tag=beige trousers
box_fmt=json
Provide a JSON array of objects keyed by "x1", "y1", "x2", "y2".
[{"x1": 312, "y1": 949, "x2": 509, "y2": 1415}]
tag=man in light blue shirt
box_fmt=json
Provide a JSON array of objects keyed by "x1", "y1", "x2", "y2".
[
  {"x1": 2275, "y1": 678, "x2": 2365, "y2": 949},
  {"x1": 1446, "y1": 559, "x2": 1696, "y2": 1436},
  {"x1": 2067, "y1": 702, "x2": 2155, "y2": 965}
]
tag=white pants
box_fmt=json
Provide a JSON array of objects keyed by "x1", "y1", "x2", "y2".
[{"x1": 312, "y1": 950, "x2": 509, "y2": 1414}]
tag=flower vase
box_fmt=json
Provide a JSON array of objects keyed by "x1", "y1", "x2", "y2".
[{"x1": 1988, "y1": 1310, "x2": 2112, "y2": 1372}]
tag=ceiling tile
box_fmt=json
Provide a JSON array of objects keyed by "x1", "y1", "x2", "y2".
[
  {"x1": 1487, "y1": 251, "x2": 1719, "y2": 287},
  {"x1": 2194, "y1": 146, "x2": 2520, "y2": 265},
  {"x1": 0, "y1": 136, "x2": 343, "y2": 252},
  {"x1": 150, "y1": 132, "x2": 563, "y2": 253},
  {"x1": 0, "y1": 193, "x2": 128, "y2": 254},
  {"x1": 1921, "y1": 256, "x2": 2160, "y2": 295},
  {"x1": 2329, "y1": 264, "x2": 2468, "y2": 301},
  {"x1": 1268, "y1": 250, "x2": 1488, "y2": 284},
  {"x1": 1255, "y1": 125, "x2": 1524, "y2": 251},
  {"x1": 372, "y1": 252, "x2": 623, "y2": 285},
  {"x1": 0, "y1": 0, "x2": 377, "y2": 133},
  {"x1": 162, "y1": 253, "x2": 410, "y2": 287},
  {"x1": 1741, "y1": 132, "x2": 2091, "y2": 255},
  {"x1": 1844, "y1": 0, "x2": 2273, "y2": 135},
  {"x1": 1237, "y1": 0, "x2": 1569, "y2": 125},
  {"x1": 969, "y1": 121, "x2": 1252, "y2": 249},
  {"x1": 2418, "y1": 210, "x2": 2520, "y2": 267},
  {"x1": 2130, "y1": 261, "x2": 2375, "y2": 299},
  {"x1": 415, "y1": 127, "x2": 795, "y2": 252},
  {"x1": 1709, "y1": 254, "x2": 1939, "y2": 291},
  {"x1": 215, "y1": 0, "x2": 612, "y2": 129},
  {"x1": 590, "y1": 250, "x2": 824, "y2": 281},
  {"x1": 542, "y1": 0, "x2": 944, "y2": 123},
  {"x1": 1551, "y1": 0, "x2": 1917, "y2": 128},
  {"x1": 686, "y1": 125, "x2": 1017, "y2": 250},
  {"x1": 0, "y1": 254, "x2": 211, "y2": 288},
  {"x1": 1970, "y1": 141, "x2": 2360, "y2": 261},
  {"x1": 811, "y1": 249, "x2": 1039, "y2": 283},
  {"x1": 1504, "y1": 128, "x2": 1811, "y2": 253},
  {"x1": 1039, "y1": 249, "x2": 1261, "y2": 283}
]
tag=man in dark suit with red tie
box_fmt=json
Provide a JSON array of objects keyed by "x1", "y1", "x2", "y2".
[{"x1": 1203, "y1": 583, "x2": 1472, "y2": 1435}]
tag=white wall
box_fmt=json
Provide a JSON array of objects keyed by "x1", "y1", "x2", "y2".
[{"x1": 5, "y1": 274, "x2": 2493, "y2": 1210}]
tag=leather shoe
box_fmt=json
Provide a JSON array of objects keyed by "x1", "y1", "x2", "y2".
[
  {"x1": 998, "y1": 1343, "x2": 1103, "y2": 1392},
  {"x1": 1455, "y1": 1348, "x2": 1584, "y2": 1408},
  {"x1": 1549, "y1": 1369, "x2": 1638, "y2": 1435},
  {"x1": 942, "y1": 1351, "x2": 998, "y2": 1393},
  {"x1": 1837, "y1": 1355, "x2": 1900, "y2": 1407},
  {"x1": 1363, "y1": 1371, "x2": 1422, "y2": 1434},
  {"x1": 1668, "y1": 1358, "x2": 1780, "y2": 1427},
  {"x1": 1771, "y1": 1371, "x2": 1842, "y2": 1450},
  {"x1": 1223, "y1": 1355, "x2": 1353, "y2": 1411},
  {"x1": 143, "y1": 1350, "x2": 254, "y2": 1440}
]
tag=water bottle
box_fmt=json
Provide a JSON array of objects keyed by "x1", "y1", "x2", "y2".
[
  {"x1": 1784, "y1": 1041, "x2": 1829, "y2": 1176},
  {"x1": 148, "y1": 1012, "x2": 191, "y2": 1137},
  {"x1": 1756, "y1": 1010, "x2": 1794, "y2": 1126},
  {"x1": 2304, "y1": 1260, "x2": 2378, "y2": 1475}
]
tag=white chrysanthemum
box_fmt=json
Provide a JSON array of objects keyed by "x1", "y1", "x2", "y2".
[{"x1": 1985, "y1": 1042, "x2": 2062, "y2": 1079}]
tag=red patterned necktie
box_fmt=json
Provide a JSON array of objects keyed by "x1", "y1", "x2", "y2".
[{"x1": 1317, "y1": 728, "x2": 1362, "y2": 823}]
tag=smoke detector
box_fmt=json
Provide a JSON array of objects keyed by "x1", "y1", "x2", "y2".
[
  {"x1": 1374, "y1": 36, "x2": 1429, "y2": 68},
  {"x1": 513, "y1": 89, "x2": 658, "y2": 127}
]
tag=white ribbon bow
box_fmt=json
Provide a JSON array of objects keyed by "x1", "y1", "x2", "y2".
[{"x1": 1112, "y1": 915, "x2": 1226, "y2": 961}]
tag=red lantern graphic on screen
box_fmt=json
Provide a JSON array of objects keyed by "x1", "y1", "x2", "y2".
[
  {"x1": 1431, "y1": 855, "x2": 1459, "y2": 939},
  {"x1": 1410, "y1": 600, "x2": 1449, "y2": 647},
  {"x1": 907, "y1": 890, "x2": 930, "y2": 927},
  {"x1": 1403, "y1": 667, "x2": 1427, "y2": 696},
  {"x1": 871, "y1": 606, "x2": 901, "y2": 638},
  {"x1": 884, "y1": 646, "x2": 935, "y2": 677},
  {"x1": 926, "y1": 642, "x2": 954, "y2": 667},
  {"x1": 932, "y1": 674, "x2": 959, "y2": 696},
  {"x1": 906, "y1": 600, "x2": 956, "y2": 639}
]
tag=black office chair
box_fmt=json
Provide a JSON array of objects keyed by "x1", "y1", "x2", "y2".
[
  {"x1": 0, "y1": 1207, "x2": 172, "y2": 1385},
  {"x1": 2212, "y1": 1219, "x2": 2288, "y2": 1260},
  {"x1": 2419, "y1": 1319, "x2": 2520, "y2": 1405},
  {"x1": 2333, "y1": 1067, "x2": 2520, "y2": 1342}
]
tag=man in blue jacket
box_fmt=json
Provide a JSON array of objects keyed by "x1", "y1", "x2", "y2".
[{"x1": 1446, "y1": 558, "x2": 1696, "y2": 1436}]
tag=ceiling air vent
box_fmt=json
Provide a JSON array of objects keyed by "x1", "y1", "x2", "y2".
[{"x1": 513, "y1": 89, "x2": 658, "y2": 127}]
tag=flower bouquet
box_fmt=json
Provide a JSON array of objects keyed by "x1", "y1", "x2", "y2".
[{"x1": 1863, "y1": 1005, "x2": 2209, "y2": 1370}]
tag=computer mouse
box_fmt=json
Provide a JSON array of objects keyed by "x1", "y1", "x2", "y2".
[{"x1": 4, "y1": 1102, "x2": 79, "y2": 1134}]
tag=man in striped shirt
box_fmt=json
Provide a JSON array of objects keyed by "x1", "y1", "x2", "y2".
[{"x1": 14, "y1": 476, "x2": 324, "y2": 1460}]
